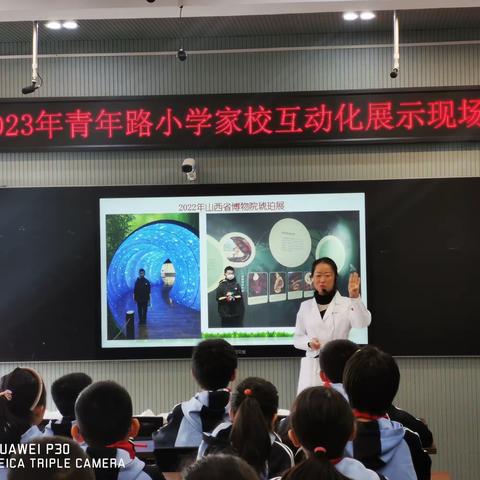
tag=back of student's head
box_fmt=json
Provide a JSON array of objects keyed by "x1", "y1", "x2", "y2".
[
  {"x1": 183, "y1": 454, "x2": 260, "y2": 480},
  {"x1": 75, "y1": 381, "x2": 132, "y2": 447},
  {"x1": 51, "y1": 372, "x2": 92, "y2": 418},
  {"x1": 8, "y1": 436, "x2": 94, "y2": 480},
  {"x1": 343, "y1": 345, "x2": 400, "y2": 416},
  {"x1": 192, "y1": 339, "x2": 237, "y2": 390},
  {"x1": 283, "y1": 387, "x2": 352, "y2": 480},
  {"x1": 0, "y1": 367, "x2": 46, "y2": 450},
  {"x1": 319, "y1": 340, "x2": 358, "y2": 384},
  {"x1": 230, "y1": 377, "x2": 278, "y2": 475}
]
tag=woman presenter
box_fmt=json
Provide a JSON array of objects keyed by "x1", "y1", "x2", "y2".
[{"x1": 294, "y1": 257, "x2": 371, "y2": 393}]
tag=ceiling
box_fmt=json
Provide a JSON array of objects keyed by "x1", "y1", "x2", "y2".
[
  {"x1": 0, "y1": 2, "x2": 479, "y2": 44},
  {"x1": 0, "y1": 1, "x2": 480, "y2": 22}
]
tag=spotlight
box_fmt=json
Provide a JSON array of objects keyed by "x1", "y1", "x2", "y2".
[
  {"x1": 343, "y1": 12, "x2": 358, "y2": 21},
  {"x1": 62, "y1": 21, "x2": 78, "y2": 29},
  {"x1": 45, "y1": 21, "x2": 61, "y2": 30},
  {"x1": 360, "y1": 11, "x2": 376, "y2": 20}
]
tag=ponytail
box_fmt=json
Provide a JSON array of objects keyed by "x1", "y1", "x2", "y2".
[
  {"x1": 0, "y1": 396, "x2": 29, "y2": 456},
  {"x1": 281, "y1": 449, "x2": 348, "y2": 480},
  {"x1": 230, "y1": 378, "x2": 279, "y2": 477},
  {"x1": 286, "y1": 387, "x2": 355, "y2": 480},
  {"x1": 230, "y1": 396, "x2": 272, "y2": 475},
  {"x1": 0, "y1": 368, "x2": 46, "y2": 458}
]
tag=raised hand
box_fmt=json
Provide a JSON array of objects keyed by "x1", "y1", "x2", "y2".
[{"x1": 348, "y1": 272, "x2": 361, "y2": 298}]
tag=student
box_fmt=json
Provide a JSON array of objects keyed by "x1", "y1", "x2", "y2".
[
  {"x1": 8, "y1": 436, "x2": 94, "y2": 480},
  {"x1": 276, "y1": 339, "x2": 358, "y2": 449},
  {"x1": 153, "y1": 339, "x2": 237, "y2": 448},
  {"x1": 183, "y1": 454, "x2": 259, "y2": 480},
  {"x1": 0, "y1": 367, "x2": 47, "y2": 480},
  {"x1": 73, "y1": 381, "x2": 165, "y2": 480},
  {"x1": 320, "y1": 341, "x2": 433, "y2": 448},
  {"x1": 44, "y1": 372, "x2": 92, "y2": 437},
  {"x1": 319, "y1": 339, "x2": 359, "y2": 398},
  {"x1": 343, "y1": 346, "x2": 431, "y2": 480},
  {"x1": 282, "y1": 386, "x2": 384, "y2": 480},
  {"x1": 199, "y1": 377, "x2": 294, "y2": 479}
]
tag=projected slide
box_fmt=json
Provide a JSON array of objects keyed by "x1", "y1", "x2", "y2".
[{"x1": 100, "y1": 193, "x2": 367, "y2": 348}]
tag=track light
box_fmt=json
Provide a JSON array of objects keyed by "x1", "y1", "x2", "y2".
[
  {"x1": 176, "y1": 5, "x2": 187, "y2": 62},
  {"x1": 390, "y1": 11, "x2": 400, "y2": 79},
  {"x1": 22, "y1": 21, "x2": 41, "y2": 95}
]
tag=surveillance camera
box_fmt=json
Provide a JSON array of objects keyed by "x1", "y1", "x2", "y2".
[
  {"x1": 390, "y1": 68, "x2": 399, "y2": 79},
  {"x1": 146, "y1": 0, "x2": 156, "y2": 3},
  {"x1": 181, "y1": 158, "x2": 196, "y2": 181},
  {"x1": 181, "y1": 158, "x2": 195, "y2": 173},
  {"x1": 177, "y1": 48, "x2": 187, "y2": 62}
]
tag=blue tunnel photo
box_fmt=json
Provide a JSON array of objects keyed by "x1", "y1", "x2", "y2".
[{"x1": 107, "y1": 221, "x2": 201, "y2": 339}]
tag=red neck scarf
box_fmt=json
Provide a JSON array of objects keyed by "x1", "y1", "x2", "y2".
[
  {"x1": 353, "y1": 409, "x2": 389, "y2": 421},
  {"x1": 106, "y1": 440, "x2": 136, "y2": 459}
]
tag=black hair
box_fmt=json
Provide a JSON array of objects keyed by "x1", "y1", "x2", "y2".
[
  {"x1": 310, "y1": 257, "x2": 338, "y2": 277},
  {"x1": 75, "y1": 381, "x2": 132, "y2": 446},
  {"x1": 8, "y1": 436, "x2": 94, "y2": 480},
  {"x1": 0, "y1": 367, "x2": 46, "y2": 456},
  {"x1": 311, "y1": 257, "x2": 338, "y2": 293},
  {"x1": 192, "y1": 339, "x2": 237, "y2": 390},
  {"x1": 319, "y1": 340, "x2": 359, "y2": 384},
  {"x1": 51, "y1": 372, "x2": 93, "y2": 418},
  {"x1": 224, "y1": 266, "x2": 235, "y2": 273},
  {"x1": 283, "y1": 387, "x2": 352, "y2": 480},
  {"x1": 343, "y1": 345, "x2": 400, "y2": 416},
  {"x1": 183, "y1": 454, "x2": 260, "y2": 480},
  {"x1": 230, "y1": 377, "x2": 279, "y2": 476},
  {"x1": 139, "y1": 268, "x2": 145, "y2": 274}
]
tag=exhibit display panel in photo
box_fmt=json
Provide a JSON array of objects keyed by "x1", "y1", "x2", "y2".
[
  {"x1": 100, "y1": 193, "x2": 367, "y2": 349},
  {"x1": 206, "y1": 205, "x2": 367, "y2": 343},
  {"x1": 105, "y1": 213, "x2": 200, "y2": 343}
]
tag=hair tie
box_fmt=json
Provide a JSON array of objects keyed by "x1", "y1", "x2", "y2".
[
  {"x1": 314, "y1": 446, "x2": 327, "y2": 454},
  {"x1": 243, "y1": 388, "x2": 253, "y2": 396}
]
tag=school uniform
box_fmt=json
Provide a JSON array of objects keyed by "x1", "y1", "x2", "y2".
[
  {"x1": 386, "y1": 405, "x2": 434, "y2": 448},
  {"x1": 43, "y1": 416, "x2": 75, "y2": 437},
  {"x1": 86, "y1": 446, "x2": 165, "y2": 480},
  {"x1": 0, "y1": 425, "x2": 45, "y2": 480},
  {"x1": 153, "y1": 389, "x2": 230, "y2": 448},
  {"x1": 198, "y1": 421, "x2": 294, "y2": 478},
  {"x1": 331, "y1": 382, "x2": 348, "y2": 400},
  {"x1": 270, "y1": 457, "x2": 383, "y2": 480},
  {"x1": 345, "y1": 417, "x2": 430, "y2": 480},
  {"x1": 335, "y1": 457, "x2": 386, "y2": 480}
]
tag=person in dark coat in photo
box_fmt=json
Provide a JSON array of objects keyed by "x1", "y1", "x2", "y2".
[{"x1": 134, "y1": 268, "x2": 151, "y2": 325}]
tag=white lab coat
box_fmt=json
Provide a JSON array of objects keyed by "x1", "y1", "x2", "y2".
[{"x1": 294, "y1": 292, "x2": 371, "y2": 394}]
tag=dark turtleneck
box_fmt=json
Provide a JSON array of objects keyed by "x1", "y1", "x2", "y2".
[{"x1": 314, "y1": 289, "x2": 336, "y2": 305}]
